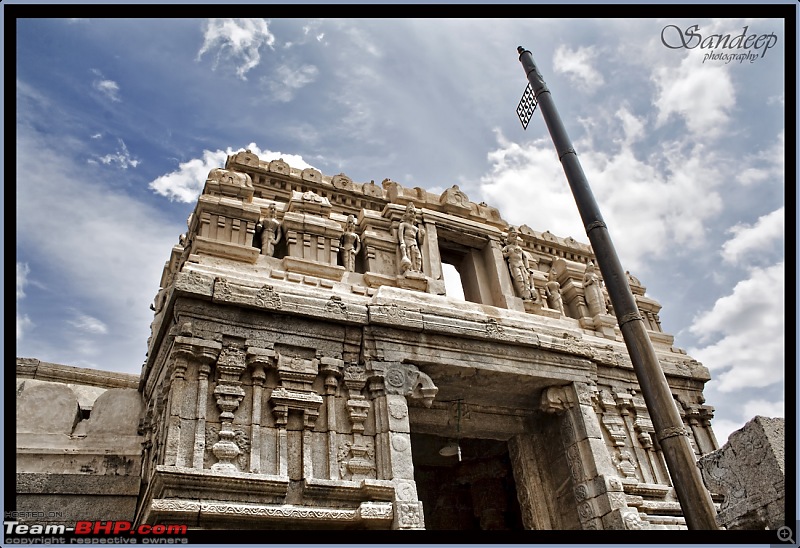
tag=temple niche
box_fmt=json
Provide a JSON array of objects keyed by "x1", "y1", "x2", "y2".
[{"x1": 16, "y1": 152, "x2": 727, "y2": 533}]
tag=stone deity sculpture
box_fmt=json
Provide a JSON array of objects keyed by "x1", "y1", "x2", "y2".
[
  {"x1": 257, "y1": 203, "x2": 282, "y2": 257},
  {"x1": 502, "y1": 226, "x2": 536, "y2": 301},
  {"x1": 583, "y1": 261, "x2": 608, "y2": 316},
  {"x1": 398, "y1": 203, "x2": 425, "y2": 274},
  {"x1": 545, "y1": 266, "x2": 565, "y2": 315},
  {"x1": 340, "y1": 214, "x2": 362, "y2": 272}
]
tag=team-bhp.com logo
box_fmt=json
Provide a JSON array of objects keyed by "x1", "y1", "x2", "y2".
[
  {"x1": 661, "y1": 24, "x2": 779, "y2": 63},
  {"x1": 4, "y1": 520, "x2": 188, "y2": 544}
]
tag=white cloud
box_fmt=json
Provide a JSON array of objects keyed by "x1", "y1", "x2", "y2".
[
  {"x1": 652, "y1": 54, "x2": 735, "y2": 138},
  {"x1": 17, "y1": 262, "x2": 30, "y2": 300},
  {"x1": 742, "y1": 398, "x2": 784, "y2": 419},
  {"x1": 91, "y1": 69, "x2": 121, "y2": 102},
  {"x1": 688, "y1": 262, "x2": 784, "y2": 392},
  {"x1": 16, "y1": 125, "x2": 181, "y2": 372},
  {"x1": 478, "y1": 122, "x2": 725, "y2": 271},
  {"x1": 553, "y1": 45, "x2": 604, "y2": 92},
  {"x1": 721, "y1": 207, "x2": 784, "y2": 264},
  {"x1": 69, "y1": 312, "x2": 109, "y2": 335},
  {"x1": 149, "y1": 143, "x2": 315, "y2": 203},
  {"x1": 710, "y1": 397, "x2": 785, "y2": 445},
  {"x1": 268, "y1": 64, "x2": 319, "y2": 102},
  {"x1": 16, "y1": 262, "x2": 33, "y2": 340},
  {"x1": 91, "y1": 138, "x2": 140, "y2": 169},
  {"x1": 197, "y1": 18, "x2": 275, "y2": 80}
]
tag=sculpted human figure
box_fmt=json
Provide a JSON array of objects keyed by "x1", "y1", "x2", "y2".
[
  {"x1": 545, "y1": 266, "x2": 565, "y2": 315},
  {"x1": 502, "y1": 226, "x2": 535, "y2": 301},
  {"x1": 398, "y1": 203, "x2": 425, "y2": 273},
  {"x1": 583, "y1": 261, "x2": 608, "y2": 316},
  {"x1": 340, "y1": 215, "x2": 361, "y2": 272},
  {"x1": 257, "y1": 203, "x2": 282, "y2": 257}
]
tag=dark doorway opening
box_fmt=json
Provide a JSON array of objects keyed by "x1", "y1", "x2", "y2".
[{"x1": 411, "y1": 433, "x2": 524, "y2": 530}]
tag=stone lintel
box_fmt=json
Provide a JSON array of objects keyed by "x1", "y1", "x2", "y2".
[
  {"x1": 282, "y1": 256, "x2": 345, "y2": 281},
  {"x1": 191, "y1": 236, "x2": 260, "y2": 263}
]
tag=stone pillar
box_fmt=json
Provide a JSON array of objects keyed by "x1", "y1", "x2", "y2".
[
  {"x1": 419, "y1": 219, "x2": 442, "y2": 284},
  {"x1": 191, "y1": 359, "x2": 211, "y2": 469},
  {"x1": 370, "y1": 362, "x2": 438, "y2": 530},
  {"x1": 163, "y1": 344, "x2": 189, "y2": 468},
  {"x1": 541, "y1": 382, "x2": 646, "y2": 530},
  {"x1": 162, "y1": 332, "x2": 222, "y2": 469},
  {"x1": 485, "y1": 238, "x2": 523, "y2": 311},
  {"x1": 246, "y1": 346, "x2": 275, "y2": 474},
  {"x1": 509, "y1": 435, "x2": 550, "y2": 530}
]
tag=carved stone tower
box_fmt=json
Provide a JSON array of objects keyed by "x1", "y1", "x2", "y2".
[{"x1": 134, "y1": 151, "x2": 719, "y2": 530}]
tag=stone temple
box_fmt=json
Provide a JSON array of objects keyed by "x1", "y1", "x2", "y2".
[{"x1": 17, "y1": 150, "x2": 728, "y2": 531}]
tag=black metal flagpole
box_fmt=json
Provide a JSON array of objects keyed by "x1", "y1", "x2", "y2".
[{"x1": 516, "y1": 46, "x2": 718, "y2": 530}]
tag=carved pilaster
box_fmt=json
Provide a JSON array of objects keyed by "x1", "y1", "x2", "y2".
[
  {"x1": 161, "y1": 331, "x2": 222, "y2": 469},
  {"x1": 320, "y1": 356, "x2": 343, "y2": 480},
  {"x1": 163, "y1": 341, "x2": 190, "y2": 467},
  {"x1": 246, "y1": 346, "x2": 275, "y2": 474},
  {"x1": 540, "y1": 382, "x2": 643, "y2": 530},
  {"x1": 211, "y1": 347, "x2": 247, "y2": 474}
]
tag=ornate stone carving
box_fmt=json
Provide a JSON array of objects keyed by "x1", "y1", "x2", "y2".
[
  {"x1": 269, "y1": 353, "x2": 323, "y2": 429},
  {"x1": 254, "y1": 284, "x2": 282, "y2": 309},
  {"x1": 337, "y1": 438, "x2": 376, "y2": 480},
  {"x1": 502, "y1": 226, "x2": 537, "y2": 302},
  {"x1": 397, "y1": 203, "x2": 425, "y2": 274},
  {"x1": 540, "y1": 385, "x2": 570, "y2": 414},
  {"x1": 256, "y1": 203, "x2": 282, "y2": 257},
  {"x1": 325, "y1": 295, "x2": 348, "y2": 316},
  {"x1": 583, "y1": 261, "x2": 608, "y2": 316},
  {"x1": 439, "y1": 184, "x2": 471, "y2": 210},
  {"x1": 545, "y1": 264, "x2": 566, "y2": 315},
  {"x1": 205, "y1": 425, "x2": 250, "y2": 471},
  {"x1": 267, "y1": 158, "x2": 289, "y2": 174},
  {"x1": 382, "y1": 363, "x2": 437, "y2": 406},
  {"x1": 601, "y1": 413, "x2": 628, "y2": 447},
  {"x1": 339, "y1": 215, "x2": 361, "y2": 272},
  {"x1": 396, "y1": 501, "x2": 423, "y2": 529},
  {"x1": 211, "y1": 347, "x2": 247, "y2": 474},
  {"x1": 484, "y1": 318, "x2": 505, "y2": 337},
  {"x1": 331, "y1": 173, "x2": 353, "y2": 190},
  {"x1": 614, "y1": 449, "x2": 639, "y2": 481}
]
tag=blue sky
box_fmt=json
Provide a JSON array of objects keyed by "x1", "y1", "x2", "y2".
[{"x1": 13, "y1": 14, "x2": 787, "y2": 451}]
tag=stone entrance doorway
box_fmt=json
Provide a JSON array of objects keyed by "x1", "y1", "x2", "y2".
[{"x1": 410, "y1": 433, "x2": 524, "y2": 530}]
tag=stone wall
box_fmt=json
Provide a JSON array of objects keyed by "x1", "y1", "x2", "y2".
[{"x1": 15, "y1": 359, "x2": 144, "y2": 525}]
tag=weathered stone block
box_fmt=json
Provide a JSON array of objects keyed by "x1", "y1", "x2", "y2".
[{"x1": 698, "y1": 416, "x2": 785, "y2": 530}]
